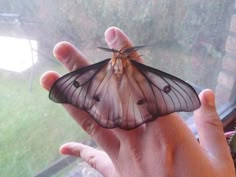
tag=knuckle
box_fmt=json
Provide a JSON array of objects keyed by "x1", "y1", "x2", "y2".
[
  {"x1": 128, "y1": 144, "x2": 142, "y2": 162},
  {"x1": 63, "y1": 55, "x2": 81, "y2": 71},
  {"x1": 87, "y1": 154, "x2": 98, "y2": 169},
  {"x1": 79, "y1": 117, "x2": 97, "y2": 135},
  {"x1": 205, "y1": 114, "x2": 223, "y2": 129},
  {"x1": 71, "y1": 62, "x2": 81, "y2": 71}
]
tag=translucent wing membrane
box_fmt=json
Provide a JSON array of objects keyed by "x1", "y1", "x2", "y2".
[
  {"x1": 130, "y1": 60, "x2": 200, "y2": 115},
  {"x1": 49, "y1": 56, "x2": 200, "y2": 130},
  {"x1": 49, "y1": 59, "x2": 110, "y2": 105}
]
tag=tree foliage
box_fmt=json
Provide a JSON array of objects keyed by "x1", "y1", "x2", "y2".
[
  {"x1": 0, "y1": 0, "x2": 233, "y2": 54},
  {"x1": 0, "y1": 0, "x2": 234, "y2": 88}
]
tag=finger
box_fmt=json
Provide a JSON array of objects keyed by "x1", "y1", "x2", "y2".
[
  {"x1": 60, "y1": 142, "x2": 114, "y2": 177},
  {"x1": 104, "y1": 26, "x2": 144, "y2": 63},
  {"x1": 225, "y1": 131, "x2": 236, "y2": 138},
  {"x1": 40, "y1": 71, "x2": 60, "y2": 91},
  {"x1": 53, "y1": 41, "x2": 89, "y2": 71},
  {"x1": 194, "y1": 89, "x2": 232, "y2": 162}
]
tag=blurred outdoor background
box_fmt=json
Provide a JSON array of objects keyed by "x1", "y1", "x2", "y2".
[{"x1": 0, "y1": 0, "x2": 234, "y2": 176}]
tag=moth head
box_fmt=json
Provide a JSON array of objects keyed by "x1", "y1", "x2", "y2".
[{"x1": 98, "y1": 45, "x2": 145, "y2": 60}]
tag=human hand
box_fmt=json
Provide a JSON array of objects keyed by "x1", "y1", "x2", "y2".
[{"x1": 40, "y1": 27, "x2": 235, "y2": 177}]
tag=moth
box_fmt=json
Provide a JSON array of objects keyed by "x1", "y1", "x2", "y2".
[{"x1": 49, "y1": 46, "x2": 201, "y2": 130}]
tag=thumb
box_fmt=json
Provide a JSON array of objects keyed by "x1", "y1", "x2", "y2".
[
  {"x1": 194, "y1": 89, "x2": 232, "y2": 163},
  {"x1": 60, "y1": 142, "x2": 114, "y2": 177}
]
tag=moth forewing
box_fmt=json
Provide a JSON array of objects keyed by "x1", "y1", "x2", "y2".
[{"x1": 130, "y1": 60, "x2": 201, "y2": 114}]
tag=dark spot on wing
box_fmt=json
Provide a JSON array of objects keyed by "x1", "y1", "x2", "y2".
[
  {"x1": 94, "y1": 95, "x2": 100, "y2": 102},
  {"x1": 137, "y1": 99, "x2": 145, "y2": 105},
  {"x1": 73, "y1": 80, "x2": 80, "y2": 88},
  {"x1": 163, "y1": 85, "x2": 171, "y2": 93}
]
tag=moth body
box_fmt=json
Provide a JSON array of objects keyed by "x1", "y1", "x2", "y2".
[{"x1": 111, "y1": 51, "x2": 130, "y2": 74}]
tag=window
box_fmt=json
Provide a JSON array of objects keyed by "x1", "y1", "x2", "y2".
[{"x1": 1, "y1": 1, "x2": 235, "y2": 177}]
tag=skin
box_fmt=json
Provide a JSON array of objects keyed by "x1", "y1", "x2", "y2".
[{"x1": 40, "y1": 27, "x2": 235, "y2": 177}]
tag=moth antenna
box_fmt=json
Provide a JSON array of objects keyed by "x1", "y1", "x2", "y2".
[
  {"x1": 137, "y1": 54, "x2": 143, "y2": 58},
  {"x1": 123, "y1": 45, "x2": 145, "y2": 53},
  {"x1": 97, "y1": 47, "x2": 118, "y2": 53}
]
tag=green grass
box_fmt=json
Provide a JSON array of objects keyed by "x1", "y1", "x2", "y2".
[{"x1": 0, "y1": 67, "x2": 89, "y2": 177}]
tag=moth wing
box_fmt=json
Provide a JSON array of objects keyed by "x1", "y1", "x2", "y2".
[
  {"x1": 105, "y1": 60, "x2": 200, "y2": 129},
  {"x1": 49, "y1": 59, "x2": 110, "y2": 109},
  {"x1": 49, "y1": 58, "x2": 201, "y2": 130},
  {"x1": 49, "y1": 59, "x2": 124, "y2": 128},
  {"x1": 127, "y1": 60, "x2": 201, "y2": 120}
]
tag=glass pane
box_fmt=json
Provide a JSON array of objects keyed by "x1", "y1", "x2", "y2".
[{"x1": 0, "y1": 0, "x2": 234, "y2": 176}]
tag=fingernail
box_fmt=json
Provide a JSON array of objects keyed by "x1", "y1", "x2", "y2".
[
  {"x1": 39, "y1": 71, "x2": 59, "y2": 91},
  {"x1": 105, "y1": 27, "x2": 117, "y2": 45},
  {"x1": 60, "y1": 143, "x2": 81, "y2": 156},
  {"x1": 54, "y1": 42, "x2": 71, "y2": 62},
  {"x1": 203, "y1": 89, "x2": 215, "y2": 107}
]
